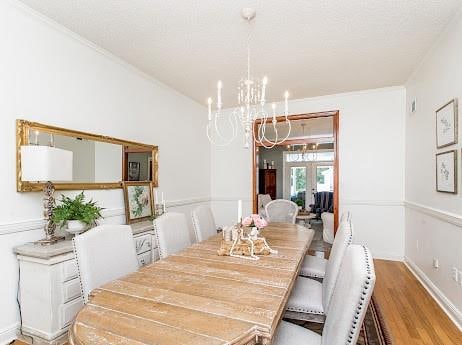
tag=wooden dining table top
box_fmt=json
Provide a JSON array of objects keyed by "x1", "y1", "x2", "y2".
[{"x1": 69, "y1": 223, "x2": 314, "y2": 345}]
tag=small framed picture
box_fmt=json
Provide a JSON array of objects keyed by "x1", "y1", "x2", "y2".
[
  {"x1": 436, "y1": 99, "x2": 458, "y2": 148},
  {"x1": 123, "y1": 182, "x2": 153, "y2": 223},
  {"x1": 128, "y1": 162, "x2": 141, "y2": 181},
  {"x1": 436, "y1": 150, "x2": 457, "y2": 194}
]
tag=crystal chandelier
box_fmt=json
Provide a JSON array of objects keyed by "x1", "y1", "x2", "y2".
[{"x1": 206, "y1": 8, "x2": 291, "y2": 149}]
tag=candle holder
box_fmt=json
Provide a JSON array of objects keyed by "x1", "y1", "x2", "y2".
[{"x1": 154, "y1": 203, "x2": 166, "y2": 217}]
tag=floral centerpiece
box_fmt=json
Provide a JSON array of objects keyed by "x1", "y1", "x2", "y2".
[
  {"x1": 242, "y1": 214, "x2": 268, "y2": 229},
  {"x1": 242, "y1": 214, "x2": 268, "y2": 239}
]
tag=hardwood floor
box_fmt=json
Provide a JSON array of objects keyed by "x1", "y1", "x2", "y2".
[
  {"x1": 12, "y1": 259, "x2": 462, "y2": 345},
  {"x1": 374, "y1": 259, "x2": 462, "y2": 345}
]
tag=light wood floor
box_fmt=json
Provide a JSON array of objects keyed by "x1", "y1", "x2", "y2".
[
  {"x1": 374, "y1": 259, "x2": 462, "y2": 345},
  {"x1": 13, "y1": 260, "x2": 462, "y2": 345}
]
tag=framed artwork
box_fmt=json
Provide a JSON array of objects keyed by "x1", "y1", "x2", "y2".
[
  {"x1": 123, "y1": 182, "x2": 153, "y2": 223},
  {"x1": 128, "y1": 162, "x2": 141, "y2": 181},
  {"x1": 436, "y1": 99, "x2": 458, "y2": 148},
  {"x1": 436, "y1": 150, "x2": 457, "y2": 194}
]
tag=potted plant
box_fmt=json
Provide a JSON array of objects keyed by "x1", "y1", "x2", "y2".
[
  {"x1": 53, "y1": 192, "x2": 103, "y2": 235},
  {"x1": 295, "y1": 199, "x2": 304, "y2": 210}
]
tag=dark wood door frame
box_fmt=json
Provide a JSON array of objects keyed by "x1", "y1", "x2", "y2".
[{"x1": 252, "y1": 110, "x2": 340, "y2": 232}]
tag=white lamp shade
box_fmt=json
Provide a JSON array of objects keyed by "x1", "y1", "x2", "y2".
[{"x1": 21, "y1": 145, "x2": 73, "y2": 182}]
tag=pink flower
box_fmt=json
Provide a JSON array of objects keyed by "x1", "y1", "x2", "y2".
[
  {"x1": 242, "y1": 216, "x2": 253, "y2": 226},
  {"x1": 255, "y1": 217, "x2": 268, "y2": 228}
]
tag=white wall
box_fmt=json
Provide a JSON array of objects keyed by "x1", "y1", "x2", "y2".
[
  {"x1": 211, "y1": 87, "x2": 406, "y2": 261},
  {"x1": 405, "y1": 9, "x2": 462, "y2": 328},
  {"x1": 0, "y1": 1, "x2": 210, "y2": 342}
]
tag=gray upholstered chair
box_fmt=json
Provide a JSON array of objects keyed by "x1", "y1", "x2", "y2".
[
  {"x1": 274, "y1": 245, "x2": 375, "y2": 345},
  {"x1": 285, "y1": 219, "x2": 353, "y2": 323},
  {"x1": 299, "y1": 212, "x2": 352, "y2": 279},
  {"x1": 191, "y1": 205, "x2": 218, "y2": 242},
  {"x1": 265, "y1": 199, "x2": 298, "y2": 223},
  {"x1": 153, "y1": 212, "x2": 192, "y2": 259},
  {"x1": 272, "y1": 245, "x2": 375, "y2": 345},
  {"x1": 72, "y1": 225, "x2": 138, "y2": 303}
]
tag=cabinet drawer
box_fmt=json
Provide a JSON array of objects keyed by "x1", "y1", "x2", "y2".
[
  {"x1": 61, "y1": 259, "x2": 78, "y2": 282},
  {"x1": 152, "y1": 247, "x2": 160, "y2": 262},
  {"x1": 134, "y1": 234, "x2": 152, "y2": 254},
  {"x1": 137, "y1": 251, "x2": 152, "y2": 267},
  {"x1": 62, "y1": 278, "x2": 82, "y2": 303},
  {"x1": 60, "y1": 297, "x2": 84, "y2": 329}
]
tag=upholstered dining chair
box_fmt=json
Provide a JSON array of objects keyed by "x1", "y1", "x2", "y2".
[
  {"x1": 265, "y1": 199, "x2": 298, "y2": 224},
  {"x1": 72, "y1": 225, "x2": 138, "y2": 303},
  {"x1": 285, "y1": 220, "x2": 353, "y2": 323},
  {"x1": 191, "y1": 205, "x2": 218, "y2": 242},
  {"x1": 154, "y1": 212, "x2": 192, "y2": 259},
  {"x1": 299, "y1": 212, "x2": 352, "y2": 280},
  {"x1": 274, "y1": 245, "x2": 376, "y2": 345}
]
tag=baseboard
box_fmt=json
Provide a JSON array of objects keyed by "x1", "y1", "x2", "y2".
[
  {"x1": 372, "y1": 252, "x2": 404, "y2": 261},
  {"x1": 404, "y1": 256, "x2": 462, "y2": 331},
  {"x1": 0, "y1": 323, "x2": 18, "y2": 345}
]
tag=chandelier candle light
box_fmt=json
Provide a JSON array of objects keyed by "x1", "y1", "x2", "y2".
[{"x1": 207, "y1": 8, "x2": 292, "y2": 148}]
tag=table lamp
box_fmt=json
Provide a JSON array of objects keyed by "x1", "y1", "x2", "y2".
[{"x1": 21, "y1": 145, "x2": 73, "y2": 245}]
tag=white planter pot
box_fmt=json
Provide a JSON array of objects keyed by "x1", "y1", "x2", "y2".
[{"x1": 66, "y1": 220, "x2": 88, "y2": 235}]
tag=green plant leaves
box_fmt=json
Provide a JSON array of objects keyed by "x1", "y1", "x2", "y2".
[{"x1": 52, "y1": 191, "x2": 103, "y2": 227}]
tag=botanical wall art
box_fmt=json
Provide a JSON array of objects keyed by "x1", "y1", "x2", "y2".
[
  {"x1": 123, "y1": 182, "x2": 153, "y2": 223},
  {"x1": 436, "y1": 99, "x2": 458, "y2": 148},
  {"x1": 436, "y1": 150, "x2": 457, "y2": 193}
]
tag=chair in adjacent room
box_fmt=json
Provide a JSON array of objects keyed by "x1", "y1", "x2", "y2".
[
  {"x1": 285, "y1": 220, "x2": 353, "y2": 322},
  {"x1": 299, "y1": 212, "x2": 352, "y2": 280},
  {"x1": 265, "y1": 199, "x2": 298, "y2": 224},
  {"x1": 191, "y1": 205, "x2": 218, "y2": 242},
  {"x1": 154, "y1": 212, "x2": 192, "y2": 258},
  {"x1": 72, "y1": 225, "x2": 138, "y2": 303},
  {"x1": 258, "y1": 193, "x2": 272, "y2": 219},
  {"x1": 274, "y1": 245, "x2": 376, "y2": 345},
  {"x1": 309, "y1": 191, "x2": 333, "y2": 219}
]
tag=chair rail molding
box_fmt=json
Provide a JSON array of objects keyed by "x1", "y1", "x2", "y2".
[
  {"x1": 405, "y1": 200, "x2": 462, "y2": 227},
  {"x1": 341, "y1": 199, "x2": 404, "y2": 207},
  {"x1": 0, "y1": 197, "x2": 211, "y2": 236},
  {"x1": 405, "y1": 257, "x2": 462, "y2": 331}
]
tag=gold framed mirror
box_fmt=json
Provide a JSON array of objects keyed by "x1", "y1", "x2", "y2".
[{"x1": 17, "y1": 119, "x2": 158, "y2": 192}]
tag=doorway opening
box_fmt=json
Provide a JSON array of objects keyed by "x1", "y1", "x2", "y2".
[{"x1": 252, "y1": 111, "x2": 339, "y2": 236}]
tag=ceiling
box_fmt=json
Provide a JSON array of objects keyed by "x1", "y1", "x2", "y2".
[{"x1": 19, "y1": 0, "x2": 462, "y2": 106}]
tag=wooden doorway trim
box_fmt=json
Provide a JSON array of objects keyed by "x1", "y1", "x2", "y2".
[{"x1": 252, "y1": 110, "x2": 340, "y2": 232}]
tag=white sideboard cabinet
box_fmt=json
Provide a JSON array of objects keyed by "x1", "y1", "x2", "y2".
[{"x1": 13, "y1": 221, "x2": 158, "y2": 345}]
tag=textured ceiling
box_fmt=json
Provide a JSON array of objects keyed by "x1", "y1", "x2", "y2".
[{"x1": 19, "y1": 0, "x2": 462, "y2": 106}]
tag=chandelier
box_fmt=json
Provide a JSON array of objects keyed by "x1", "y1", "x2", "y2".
[{"x1": 206, "y1": 8, "x2": 291, "y2": 149}]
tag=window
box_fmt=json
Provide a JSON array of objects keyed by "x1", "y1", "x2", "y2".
[
  {"x1": 285, "y1": 150, "x2": 334, "y2": 162},
  {"x1": 316, "y1": 165, "x2": 334, "y2": 192},
  {"x1": 290, "y1": 167, "x2": 306, "y2": 197}
]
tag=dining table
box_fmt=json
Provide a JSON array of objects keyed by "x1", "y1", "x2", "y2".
[{"x1": 69, "y1": 223, "x2": 314, "y2": 345}]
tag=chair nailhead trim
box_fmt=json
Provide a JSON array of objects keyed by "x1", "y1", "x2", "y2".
[{"x1": 345, "y1": 245, "x2": 373, "y2": 345}]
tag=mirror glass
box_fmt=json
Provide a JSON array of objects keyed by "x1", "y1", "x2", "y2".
[
  {"x1": 18, "y1": 120, "x2": 158, "y2": 191},
  {"x1": 29, "y1": 131, "x2": 123, "y2": 183}
]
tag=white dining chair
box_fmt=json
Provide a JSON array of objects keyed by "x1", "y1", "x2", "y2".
[
  {"x1": 274, "y1": 245, "x2": 376, "y2": 345},
  {"x1": 265, "y1": 199, "x2": 298, "y2": 224},
  {"x1": 284, "y1": 220, "x2": 353, "y2": 323},
  {"x1": 154, "y1": 212, "x2": 192, "y2": 259},
  {"x1": 299, "y1": 212, "x2": 352, "y2": 280},
  {"x1": 72, "y1": 225, "x2": 138, "y2": 303},
  {"x1": 191, "y1": 205, "x2": 218, "y2": 242}
]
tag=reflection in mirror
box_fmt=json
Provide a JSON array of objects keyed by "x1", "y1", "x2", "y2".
[
  {"x1": 29, "y1": 131, "x2": 122, "y2": 183},
  {"x1": 124, "y1": 146, "x2": 153, "y2": 181}
]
